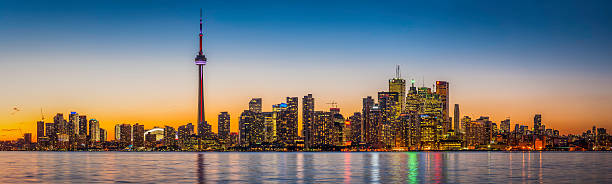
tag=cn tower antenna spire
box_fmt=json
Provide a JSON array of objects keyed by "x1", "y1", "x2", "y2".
[{"x1": 199, "y1": 8, "x2": 203, "y2": 55}]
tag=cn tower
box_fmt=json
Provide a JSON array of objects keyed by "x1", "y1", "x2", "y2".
[{"x1": 195, "y1": 9, "x2": 207, "y2": 137}]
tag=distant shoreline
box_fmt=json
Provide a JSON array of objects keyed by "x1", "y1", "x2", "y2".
[{"x1": 2, "y1": 150, "x2": 610, "y2": 153}]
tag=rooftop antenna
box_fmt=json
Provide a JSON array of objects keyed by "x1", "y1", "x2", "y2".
[
  {"x1": 422, "y1": 76, "x2": 425, "y2": 88},
  {"x1": 40, "y1": 108, "x2": 45, "y2": 121},
  {"x1": 395, "y1": 65, "x2": 401, "y2": 79}
]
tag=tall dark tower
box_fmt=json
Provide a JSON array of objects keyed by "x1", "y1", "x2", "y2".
[{"x1": 195, "y1": 9, "x2": 208, "y2": 137}]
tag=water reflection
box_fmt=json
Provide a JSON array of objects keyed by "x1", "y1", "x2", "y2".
[
  {"x1": 343, "y1": 153, "x2": 351, "y2": 183},
  {"x1": 197, "y1": 153, "x2": 205, "y2": 184},
  {"x1": 407, "y1": 152, "x2": 419, "y2": 183},
  {"x1": 0, "y1": 152, "x2": 609, "y2": 183}
]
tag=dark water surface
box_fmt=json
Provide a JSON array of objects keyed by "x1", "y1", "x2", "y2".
[{"x1": 0, "y1": 151, "x2": 610, "y2": 183}]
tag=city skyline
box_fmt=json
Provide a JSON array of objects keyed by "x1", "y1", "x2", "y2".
[{"x1": 2, "y1": 0, "x2": 612, "y2": 140}]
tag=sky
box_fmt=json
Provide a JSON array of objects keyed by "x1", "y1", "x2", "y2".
[{"x1": 1, "y1": 0, "x2": 612, "y2": 140}]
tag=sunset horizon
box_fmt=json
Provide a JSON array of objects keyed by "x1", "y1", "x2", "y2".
[{"x1": 2, "y1": 1, "x2": 612, "y2": 141}]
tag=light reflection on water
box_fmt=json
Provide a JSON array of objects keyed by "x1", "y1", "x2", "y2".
[{"x1": 0, "y1": 151, "x2": 610, "y2": 183}]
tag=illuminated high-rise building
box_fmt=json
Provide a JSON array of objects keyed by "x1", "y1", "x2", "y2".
[
  {"x1": 78, "y1": 115, "x2": 87, "y2": 136},
  {"x1": 419, "y1": 114, "x2": 441, "y2": 150},
  {"x1": 68, "y1": 112, "x2": 79, "y2": 135},
  {"x1": 406, "y1": 80, "x2": 421, "y2": 113},
  {"x1": 23, "y1": 133, "x2": 32, "y2": 145},
  {"x1": 89, "y1": 119, "x2": 100, "y2": 142},
  {"x1": 239, "y1": 110, "x2": 256, "y2": 146},
  {"x1": 272, "y1": 103, "x2": 288, "y2": 145},
  {"x1": 348, "y1": 112, "x2": 362, "y2": 144},
  {"x1": 115, "y1": 124, "x2": 121, "y2": 141},
  {"x1": 119, "y1": 124, "x2": 132, "y2": 145},
  {"x1": 37, "y1": 121, "x2": 45, "y2": 142},
  {"x1": 453, "y1": 104, "x2": 460, "y2": 133},
  {"x1": 302, "y1": 94, "x2": 315, "y2": 149},
  {"x1": 285, "y1": 97, "x2": 299, "y2": 146},
  {"x1": 178, "y1": 123, "x2": 194, "y2": 141},
  {"x1": 464, "y1": 119, "x2": 487, "y2": 147},
  {"x1": 249, "y1": 98, "x2": 262, "y2": 113},
  {"x1": 45, "y1": 123, "x2": 56, "y2": 142},
  {"x1": 163, "y1": 126, "x2": 177, "y2": 146},
  {"x1": 476, "y1": 116, "x2": 493, "y2": 143},
  {"x1": 330, "y1": 108, "x2": 345, "y2": 146},
  {"x1": 99, "y1": 128, "x2": 107, "y2": 142},
  {"x1": 405, "y1": 113, "x2": 421, "y2": 148},
  {"x1": 362, "y1": 96, "x2": 374, "y2": 145},
  {"x1": 389, "y1": 65, "x2": 406, "y2": 112},
  {"x1": 263, "y1": 112, "x2": 276, "y2": 143},
  {"x1": 435, "y1": 81, "x2": 449, "y2": 117},
  {"x1": 53, "y1": 113, "x2": 66, "y2": 135},
  {"x1": 501, "y1": 118, "x2": 511, "y2": 133},
  {"x1": 312, "y1": 111, "x2": 333, "y2": 147},
  {"x1": 435, "y1": 81, "x2": 450, "y2": 133},
  {"x1": 366, "y1": 105, "x2": 385, "y2": 148},
  {"x1": 132, "y1": 123, "x2": 145, "y2": 147},
  {"x1": 534, "y1": 114, "x2": 542, "y2": 135},
  {"x1": 378, "y1": 91, "x2": 399, "y2": 147},
  {"x1": 218, "y1": 112, "x2": 231, "y2": 143},
  {"x1": 195, "y1": 9, "x2": 209, "y2": 138}
]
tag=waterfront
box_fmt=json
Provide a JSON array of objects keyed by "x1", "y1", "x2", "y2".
[{"x1": 0, "y1": 152, "x2": 610, "y2": 183}]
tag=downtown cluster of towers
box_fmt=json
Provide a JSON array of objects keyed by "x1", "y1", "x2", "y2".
[{"x1": 13, "y1": 69, "x2": 609, "y2": 151}]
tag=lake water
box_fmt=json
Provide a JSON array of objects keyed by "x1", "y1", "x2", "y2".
[{"x1": 0, "y1": 152, "x2": 610, "y2": 183}]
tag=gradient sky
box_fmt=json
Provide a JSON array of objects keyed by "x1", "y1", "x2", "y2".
[{"x1": 1, "y1": 0, "x2": 612, "y2": 140}]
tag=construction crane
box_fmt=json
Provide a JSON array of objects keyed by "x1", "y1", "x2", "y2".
[
  {"x1": 326, "y1": 101, "x2": 338, "y2": 108},
  {"x1": 0, "y1": 128, "x2": 23, "y2": 137}
]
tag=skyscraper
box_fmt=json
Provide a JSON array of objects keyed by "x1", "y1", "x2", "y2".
[
  {"x1": 534, "y1": 114, "x2": 542, "y2": 135},
  {"x1": 312, "y1": 111, "x2": 333, "y2": 147},
  {"x1": 132, "y1": 123, "x2": 145, "y2": 147},
  {"x1": 378, "y1": 91, "x2": 400, "y2": 147},
  {"x1": 78, "y1": 115, "x2": 87, "y2": 136},
  {"x1": 119, "y1": 124, "x2": 132, "y2": 145},
  {"x1": 302, "y1": 94, "x2": 314, "y2": 149},
  {"x1": 406, "y1": 80, "x2": 421, "y2": 113},
  {"x1": 163, "y1": 126, "x2": 177, "y2": 146},
  {"x1": 45, "y1": 123, "x2": 56, "y2": 142},
  {"x1": 263, "y1": 112, "x2": 276, "y2": 143},
  {"x1": 330, "y1": 108, "x2": 345, "y2": 146},
  {"x1": 99, "y1": 128, "x2": 107, "y2": 142},
  {"x1": 249, "y1": 98, "x2": 262, "y2": 113},
  {"x1": 195, "y1": 9, "x2": 208, "y2": 138},
  {"x1": 349, "y1": 112, "x2": 362, "y2": 144},
  {"x1": 389, "y1": 65, "x2": 406, "y2": 112},
  {"x1": 501, "y1": 118, "x2": 511, "y2": 133},
  {"x1": 178, "y1": 123, "x2": 195, "y2": 141},
  {"x1": 285, "y1": 97, "x2": 299, "y2": 146},
  {"x1": 115, "y1": 124, "x2": 121, "y2": 141},
  {"x1": 53, "y1": 113, "x2": 66, "y2": 135},
  {"x1": 239, "y1": 110, "x2": 255, "y2": 146},
  {"x1": 23, "y1": 133, "x2": 32, "y2": 145},
  {"x1": 453, "y1": 104, "x2": 460, "y2": 133},
  {"x1": 68, "y1": 112, "x2": 79, "y2": 135},
  {"x1": 36, "y1": 121, "x2": 45, "y2": 142},
  {"x1": 218, "y1": 112, "x2": 231, "y2": 143},
  {"x1": 435, "y1": 81, "x2": 450, "y2": 132},
  {"x1": 362, "y1": 96, "x2": 375, "y2": 146},
  {"x1": 89, "y1": 119, "x2": 100, "y2": 142}
]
